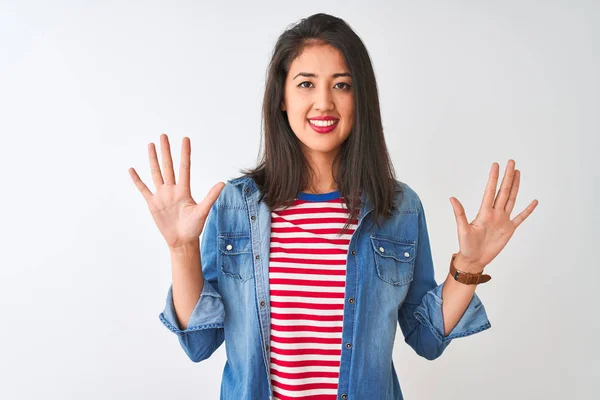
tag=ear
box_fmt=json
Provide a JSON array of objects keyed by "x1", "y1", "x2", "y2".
[{"x1": 280, "y1": 102, "x2": 286, "y2": 112}]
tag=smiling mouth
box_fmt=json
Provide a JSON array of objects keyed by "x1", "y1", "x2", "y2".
[
  {"x1": 308, "y1": 119, "x2": 339, "y2": 133},
  {"x1": 307, "y1": 118, "x2": 339, "y2": 127}
]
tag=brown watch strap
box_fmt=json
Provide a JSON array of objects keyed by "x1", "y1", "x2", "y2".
[{"x1": 449, "y1": 253, "x2": 492, "y2": 285}]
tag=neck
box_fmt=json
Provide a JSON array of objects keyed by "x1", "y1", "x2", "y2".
[{"x1": 302, "y1": 150, "x2": 339, "y2": 194}]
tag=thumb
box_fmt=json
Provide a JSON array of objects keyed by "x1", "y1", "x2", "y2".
[
  {"x1": 195, "y1": 182, "x2": 226, "y2": 221},
  {"x1": 449, "y1": 197, "x2": 469, "y2": 234}
]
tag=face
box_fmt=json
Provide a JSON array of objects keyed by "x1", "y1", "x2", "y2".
[{"x1": 281, "y1": 43, "x2": 355, "y2": 160}]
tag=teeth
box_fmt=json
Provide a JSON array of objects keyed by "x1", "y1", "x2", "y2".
[{"x1": 309, "y1": 119, "x2": 338, "y2": 127}]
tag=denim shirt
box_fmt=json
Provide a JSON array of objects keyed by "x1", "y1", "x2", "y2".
[{"x1": 159, "y1": 176, "x2": 491, "y2": 400}]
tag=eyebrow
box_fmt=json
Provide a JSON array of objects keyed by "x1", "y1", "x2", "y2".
[{"x1": 293, "y1": 72, "x2": 352, "y2": 80}]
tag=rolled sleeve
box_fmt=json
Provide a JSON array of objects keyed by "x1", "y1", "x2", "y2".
[
  {"x1": 413, "y1": 282, "x2": 491, "y2": 344},
  {"x1": 159, "y1": 280, "x2": 225, "y2": 335}
]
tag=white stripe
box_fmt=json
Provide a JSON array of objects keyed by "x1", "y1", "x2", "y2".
[
  {"x1": 271, "y1": 375, "x2": 338, "y2": 386},
  {"x1": 270, "y1": 241, "x2": 351, "y2": 250},
  {"x1": 269, "y1": 261, "x2": 347, "y2": 271},
  {"x1": 271, "y1": 352, "x2": 341, "y2": 363},
  {"x1": 269, "y1": 252, "x2": 349, "y2": 262},
  {"x1": 269, "y1": 272, "x2": 346, "y2": 281},
  {"x1": 273, "y1": 202, "x2": 350, "y2": 211},
  {"x1": 271, "y1": 221, "x2": 354, "y2": 229},
  {"x1": 270, "y1": 284, "x2": 346, "y2": 293},
  {"x1": 272, "y1": 211, "x2": 352, "y2": 220},
  {"x1": 272, "y1": 386, "x2": 338, "y2": 397},
  {"x1": 269, "y1": 363, "x2": 341, "y2": 374},
  {"x1": 269, "y1": 341, "x2": 341, "y2": 350},
  {"x1": 270, "y1": 231, "x2": 354, "y2": 240},
  {"x1": 270, "y1": 295, "x2": 345, "y2": 304},
  {"x1": 271, "y1": 222, "x2": 356, "y2": 230},
  {"x1": 270, "y1": 330, "x2": 342, "y2": 338},
  {"x1": 271, "y1": 317, "x2": 344, "y2": 327},
  {"x1": 270, "y1": 306, "x2": 344, "y2": 316}
]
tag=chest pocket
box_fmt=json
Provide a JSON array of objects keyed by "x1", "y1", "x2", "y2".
[
  {"x1": 370, "y1": 235, "x2": 415, "y2": 286},
  {"x1": 218, "y1": 233, "x2": 254, "y2": 282}
]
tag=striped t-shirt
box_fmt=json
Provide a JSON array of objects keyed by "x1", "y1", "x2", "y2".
[{"x1": 268, "y1": 190, "x2": 359, "y2": 400}]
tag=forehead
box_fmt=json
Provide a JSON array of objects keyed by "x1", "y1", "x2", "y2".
[{"x1": 289, "y1": 44, "x2": 349, "y2": 74}]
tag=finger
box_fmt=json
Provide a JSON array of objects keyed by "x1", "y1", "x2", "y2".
[
  {"x1": 160, "y1": 134, "x2": 176, "y2": 185},
  {"x1": 450, "y1": 197, "x2": 470, "y2": 234},
  {"x1": 480, "y1": 162, "x2": 499, "y2": 212},
  {"x1": 511, "y1": 199, "x2": 539, "y2": 228},
  {"x1": 129, "y1": 167, "x2": 154, "y2": 202},
  {"x1": 148, "y1": 142, "x2": 164, "y2": 188},
  {"x1": 493, "y1": 159, "x2": 516, "y2": 210},
  {"x1": 196, "y1": 182, "x2": 226, "y2": 219},
  {"x1": 505, "y1": 169, "x2": 520, "y2": 214},
  {"x1": 178, "y1": 137, "x2": 191, "y2": 192}
]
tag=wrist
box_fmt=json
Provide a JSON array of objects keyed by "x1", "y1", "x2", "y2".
[
  {"x1": 454, "y1": 252, "x2": 485, "y2": 274},
  {"x1": 169, "y1": 240, "x2": 200, "y2": 255}
]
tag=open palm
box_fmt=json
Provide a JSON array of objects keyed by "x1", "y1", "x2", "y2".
[
  {"x1": 449, "y1": 160, "x2": 539, "y2": 272},
  {"x1": 128, "y1": 134, "x2": 224, "y2": 250}
]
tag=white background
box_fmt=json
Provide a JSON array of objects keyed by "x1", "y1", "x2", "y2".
[{"x1": 1, "y1": 0, "x2": 598, "y2": 398}]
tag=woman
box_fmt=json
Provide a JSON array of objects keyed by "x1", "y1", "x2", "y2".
[{"x1": 129, "y1": 13, "x2": 538, "y2": 400}]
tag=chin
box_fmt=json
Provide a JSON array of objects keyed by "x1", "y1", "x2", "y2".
[{"x1": 304, "y1": 142, "x2": 344, "y2": 154}]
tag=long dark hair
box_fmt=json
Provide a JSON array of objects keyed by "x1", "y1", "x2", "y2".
[{"x1": 239, "y1": 13, "x2": 400, "y2": 234}]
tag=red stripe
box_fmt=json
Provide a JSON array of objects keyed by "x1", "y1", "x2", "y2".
[
  {"x1": 271, "y1": 358, "x2": 341, "y2": 368},
  {"x1": 270, "y1": 278, "x2": 345, "y2": 287},
  {"x1": 269, "y1": 267, "x2": 346, "y2": 276},
  {"x1": 271, "y1": 227, "x2": 356, "y2": 235},
  {"x1": 270, "y1": 334, "x2": 342, "y2": 345},
  {"x1": 272, "y1": 216, "x2": 358, "y2": 225},
  {"x1": 270, "y1": 367, "x2": 339, "y2": 380},
  {"x1": 272, "y1": 379, "x2": 339, "y2": 391},
  {"x1": 271, "y1": 236, "x2": 350, "y2": 245},
  {"x1": 273, "y1": 389, "x2": 337, "y2": 400},
  {"x1": 271, "y1": 323, "x2": 342, "y2": 333},
  {"x1": 270, "y1": 301, "x2": 344, "y2": 311},
  {"x1": 270, "y1": 313, "x2": 343, "y2": 322},
  {"x1": 270, "y1": 257, "x2": 346, "y2": 266},
  {"x1": 270, "y1": 290, "x2": 344, "y2": 299},
  {"x1": 270, "y1": 246, "x2": 349, "y2": 255},
  {"x1": 270, "y1": 346, "x2": 341, "y2": 357},
  {"x1": 275, "y1": 205, "x2": 358, "y2": 216}
]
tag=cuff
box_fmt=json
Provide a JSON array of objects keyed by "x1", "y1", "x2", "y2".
[
  {"x1": 413, "y1": 281, "x2": 491, "y2": 344},
  {"x1": 159, "y1": 281, "x2": 225, "y2": 335}
]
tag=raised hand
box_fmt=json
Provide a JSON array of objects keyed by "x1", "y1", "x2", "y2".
[
  {"x1": 128, "y1": 134, "x2": 225, "y2": 251},
  {"x1": 449, "y1": 159, "x2": 538, "y2": 273}
]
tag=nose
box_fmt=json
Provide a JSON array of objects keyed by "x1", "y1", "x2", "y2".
[{"x1": 314, "y1": 85, "x2": 334, "y2": 111}]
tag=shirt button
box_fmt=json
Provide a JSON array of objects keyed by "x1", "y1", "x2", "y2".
[
  {"x1": 251, "y1": 215, "x2": 256, "y2": 221},
  {"x1": 345, "y1": 343, "x2": 352, "y2": 349},
  {"x1": 244, "y1": 187, "x2": 250, "y2": 193},
  {"x1": 404, "y1": 252, "x2": 410, "y2": 258},
  {"x1": 226, "y1": 244, "x2": 233, "y2": 250},
  {"x1": 265, "y1": 344, "x2": 270, "y2": 350},
  {"x1": 255, "y1": 255, "x2": 260, "y2": 260},
  {"x1": 260, "y1": 300, "x2": 266, "y2": 307},
  {"x1": 379, "y1": 246, "x2": 385, "y2": 253},
  {"x1": 351, "y1": 250, "x2": 356, "y2": 256},
  {"x1": 348, "y1": 298, "x2": 355, "y2": 304},
  {"x1": 341, "y1": 394, "x2": 347, "y2": 399}
]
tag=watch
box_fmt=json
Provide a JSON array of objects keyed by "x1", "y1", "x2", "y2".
[{"x1": 449, "y1": 253, "x2": 492, "y2": 285}]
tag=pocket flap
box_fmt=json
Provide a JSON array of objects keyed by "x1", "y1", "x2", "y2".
[
  {"x1": 370, "y1": 236, "x2": 415, "y2": 262},
  {"x1": 218, "y1": 234, "x2": 252, "y2": 255}
]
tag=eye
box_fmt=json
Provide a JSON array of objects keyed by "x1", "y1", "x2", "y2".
[
  {"x1": 335, "y1": 82, "x2": 352, "y2": 90},
  {"x1": 298, "y1": 81, "x2": 313, "y2": 88}
]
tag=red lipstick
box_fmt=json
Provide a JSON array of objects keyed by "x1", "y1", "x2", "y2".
[{"x1": 307, "y1": 116, "x2": 340, "y2": 134}]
